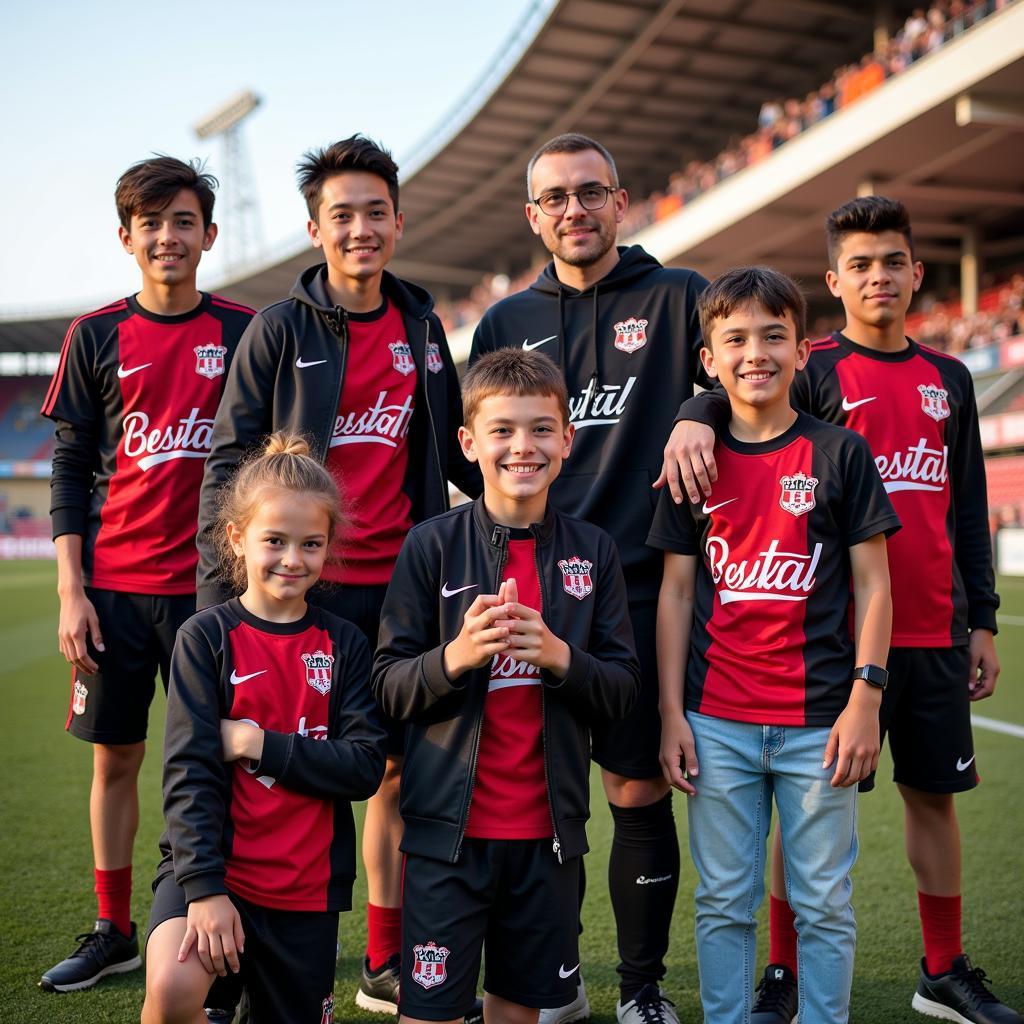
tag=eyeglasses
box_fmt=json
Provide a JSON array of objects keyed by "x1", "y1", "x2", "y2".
[{"x1": 531, "y1": 185, "x2": 618, "y2": 217}]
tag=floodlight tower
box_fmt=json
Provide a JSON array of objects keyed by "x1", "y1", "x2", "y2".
[{"x1": 194, "y1": 90, "x2": 263, "y2": 274}]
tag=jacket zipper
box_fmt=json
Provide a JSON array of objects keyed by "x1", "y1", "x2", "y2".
[
  {"x1": 532, "y1": 526, "x2": 563, "y2": 863},
  {"x1": 420, "y1": 319, "x2": 450, "y2": 511},
  {"x1": 320, "y1": 306, "x2": 348, "y2": 463},
  {"x1": 454, "y1": 524, "x2": 509, "y2": 862}
]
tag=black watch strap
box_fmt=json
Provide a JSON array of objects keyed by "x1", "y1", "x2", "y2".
[{"x1": 853, "y1": 663, "x2": 888, "y2": 690}]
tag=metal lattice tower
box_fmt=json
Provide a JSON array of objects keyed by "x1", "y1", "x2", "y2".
[{"x1": 194, "y1": 90, "x2": 264, "y2": 274}]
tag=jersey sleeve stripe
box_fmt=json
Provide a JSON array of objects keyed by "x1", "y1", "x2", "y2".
[
  {"x1": 209, "y1": 295, "x2": 256, "y2": 315},
  {"x1": 41, "y1": 299, "x2": 128, "y2": 416}
]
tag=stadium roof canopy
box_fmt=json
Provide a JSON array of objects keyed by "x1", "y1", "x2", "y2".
[{"x1": 4, "y1": 0, "x2": 1014, "y2": 352}]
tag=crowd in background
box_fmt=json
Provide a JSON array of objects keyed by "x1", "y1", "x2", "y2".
[{"x1": 436, "y1": 0, "x2": 1009, "y2": 334}]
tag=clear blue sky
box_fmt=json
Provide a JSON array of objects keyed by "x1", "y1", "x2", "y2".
[{"x1": 0, "y1": 0, "x2": 544, "y2": 314}]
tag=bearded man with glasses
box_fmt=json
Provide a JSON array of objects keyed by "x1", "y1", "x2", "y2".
[{"x1": 469, "y1": 133, "x2": 717, "y2": 1024}]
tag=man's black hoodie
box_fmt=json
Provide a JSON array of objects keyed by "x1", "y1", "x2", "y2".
[
  {"x1": 197, "y1": 264, "x2": 480, "y2": 608},
  {"x1": 471, "y1": 245, "x2": 709, "y2": 602}
]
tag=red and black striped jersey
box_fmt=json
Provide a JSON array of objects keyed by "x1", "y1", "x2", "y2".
[
  {"x1": 160, "y1": 599, "x2": 387, "y2": 912},
  {"x1": 791, "y1": 333, "x2": 998, "y2": 646},
  {"x1": 648, "y1": 413, "x2": 900, "y2": 726},
  {"x1": 41, "y1": 293, "x2": 253, "y2": 594}
]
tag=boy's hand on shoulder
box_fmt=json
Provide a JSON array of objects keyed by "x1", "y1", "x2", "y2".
[
  {"x1": 220, "y1": 719, "x2": 264, "y2": 763},
  {"x1": 495, "y1": 577, "x2": 571, "y2": 678},
  {"x1": 824, "y1": 682, "x2": 882, "y2": 788},
  {"x1": 655, "y1": 420, "x2": 718, "y2": 504},
  {"x1": 443, "y1": 588, "x2": 515, "y2": 679},
  {"x1": 179, "y1": 894, "x2": 245, "y2": 976},
  {"x1": 968, "y1": 628, "x2": 999, "y2": 700},
  {"x1": 659, "y1": 711, "x2": 699, "y2": 795}
]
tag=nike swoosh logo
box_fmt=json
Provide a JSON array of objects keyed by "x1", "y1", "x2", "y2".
[
  {"x1": 956, "y1": 755, "x2": 976, "y2": 772},
  {"x1": 841, "y1": 396, "x2": 877, "y2": 411},
  {"x1": 559, "y1": 964, "x2": 580, "y2": 979},
  {"x1": 441, "y1": 582, "x2": 478, "y2": 598},
  {"x1": 296, "y1": 357, "x2": 328, "y2": 369},
  {"x1": 701, "y1": 498, "x2": 737, "y2": 514},
  {"x1": 522, "y1": 335, "x2": 556, "y2": 352},
  {"x1": 117, "y1": 362, "x2": 152, "y2": 378},
  {"x1": 230, "y1": 669, "x2": 268, "y2": 686}
]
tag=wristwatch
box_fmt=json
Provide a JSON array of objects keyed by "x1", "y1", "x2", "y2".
[{"x1": 852, "y1": 664, "x2": 889, "y2": 690}]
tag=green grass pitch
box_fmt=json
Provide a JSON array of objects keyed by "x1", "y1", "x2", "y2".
[{"x1": 1, "y1": 561, "x2": 1021, "y2": 1022}]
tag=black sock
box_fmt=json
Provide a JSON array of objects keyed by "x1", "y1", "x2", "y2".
[{"x1": 608, "y1": 793, "x2": 680, "y2": 1003}]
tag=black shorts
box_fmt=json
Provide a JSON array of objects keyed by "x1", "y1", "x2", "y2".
[
  {"x1": 148, "y1": 872, "x2": 338, "y2": 1024},
  {"x1": 591, "y1": 598, "x2": 661, "y2": 779},
  {"x1": 400, "y1": 840, "x2": 580, "y2": 1019},
  {"x1": 307, "y1": 581, "x2": 403, "y2": 756},
  {"x1": 860, "y1": 646, "x2": 977, "y2": 795},
  {"x1": 65, "y1": 588, "x2": 195, "y2": 745}
]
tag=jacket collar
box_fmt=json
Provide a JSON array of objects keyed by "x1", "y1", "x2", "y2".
[{"x1": 472, "y1": 495, "x2": 557, "y2": 546}]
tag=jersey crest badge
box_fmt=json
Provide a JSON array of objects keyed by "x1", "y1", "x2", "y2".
[
  {"x1": 301, "y1": 651, "x2": 334, "y2": 695},
  {"x1": 426, "y1": 341, "x2": 444, "y2": 375},
  {"x1": 389, "y1": 341, "x2": 415, "y2": 376},
  {"x1": 918, "y1": 383, "x2": 951, "y2": 421},
  {"x1": 779, "y1": 472, "x2": 818, "y2": 516},
  {"x1": 194, "y1": 344, "x2": 227, "y2": 379},
  {"x1": 320, "y1": 993, "x2": 334, "y2": 1024},
  {"x1": 558, "y1": 556, "x2": 594, "y2": 600},
  {"x1": 72, "y1": 679, "x2": 88, "y2": 716},
  {"x1": 412, "y1": 941, "x2": 449, "y2": 989},
  {"x1": 613, "y1": 317, "x2": 649, "y2": 354}
]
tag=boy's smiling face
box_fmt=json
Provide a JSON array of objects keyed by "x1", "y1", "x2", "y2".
[
  {"x1": 701, "y1": 301, "x2": 810, "y2": 411},
  {"x1": 826, "y1": 229, "x2": 923, "y2": 332},
  {"x1": 459, "y1": 391, "x2": 574, "y2": 528},
  {"x1": 118, "y1": 188, "x2": 216, "y2": 290}
]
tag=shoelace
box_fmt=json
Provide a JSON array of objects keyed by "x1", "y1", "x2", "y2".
[
  {"x1": 70, "y1": 929, "x2": 113, "y2": 959},
  {"x1": 753, "y1": 974, "x2": 794, "y2": 1012},
  {"x1": 632, "y1": 985, "x2": 675, "y2": 1023},
  {"x1": 956, "y1": 963, "x2": 1000, "y2": 1007}
]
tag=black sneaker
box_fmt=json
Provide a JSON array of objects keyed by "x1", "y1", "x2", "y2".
[
  {"x1": 38, "y1": 919, "x2": 141, "y2": 993},
  {"x1": 204, "y1": 1010, "x2": 237, "y2": 1024},
  {"x1": 355, "y1": 955, "x2": 484, "y2": 1023},
  {"x1": 751, "y1": 963, "x2": 799, "y2": 1024},
  {"x1": 356, "y1": 954, "x2": 401, "y2": 1014},
  {"x1": 912, "y1": 955, "x2": 1023, "y2": 1024}
]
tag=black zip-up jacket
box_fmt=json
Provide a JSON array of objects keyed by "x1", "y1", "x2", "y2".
[
  {"x1": 371, "y1": 498, "x2": 640, "y2": 865},
  {"x1": 159, "y1": 599, "x2": 387, "y2": 908},
  {"x1": 196, "y1": 265, "x2": 481, "y2": 608},
  {"x1": 471, "y1": 246, "x2": 711, "y2": 602}
]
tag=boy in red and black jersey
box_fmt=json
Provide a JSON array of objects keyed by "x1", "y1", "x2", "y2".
[
  {"x1": 39, "y1": 158, "x2": 253, "y2": 994},
  {"x1": 651, "y1": 267, "x2": 898, "y2": 1024},
  {"x1": 372, "y1": 350, "x2": 639, "y2": 1024},
  {"x1": 195, "y1": 135, "x2": 481, "y2": 1014},
  {"x1": 672, "y1": 200, "x2": 1018, "y2": 1024}
]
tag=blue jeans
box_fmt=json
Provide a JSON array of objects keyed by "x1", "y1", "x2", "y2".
[{"x1": 686, "y1": 711, "x2": 859, "y2": 1024}]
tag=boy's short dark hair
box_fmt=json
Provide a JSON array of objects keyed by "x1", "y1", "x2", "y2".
[
  {"x1": 526, "y1": 132, "x2": 619, "y2": 196},
  {"x1": 296, "y1": 135, "x2": 400, "y2": 220},
  {"x1": 698, "y1": 266, "x2": 807, "y2": 345},
  {"x1": 462, "y1": 349, "x2": 570, "y2": 428},
  {"x1": 825, "y1": 195, "x2": 915, "y2": 270},
  {"x1": 115, "y1": 156, "x2": 217, "y2": 230}
]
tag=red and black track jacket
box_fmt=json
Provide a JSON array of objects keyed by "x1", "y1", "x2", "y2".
[
  {"x1": 196, "y1": 266, "x2": 482, "y2": 608},
  {"x1": 159, "y1": 599, "x2": 387, "y2": 912},
  {"x1": 679, "y1": 332, "x2": 998, "y2": 647},
  {"x1": 41, "y1": 293, "x2": 253, "y2": 595},
  {"x1": 371, "y1": 498, "x2": 640, "y2": 865}
]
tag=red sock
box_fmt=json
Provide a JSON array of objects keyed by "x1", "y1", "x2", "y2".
[
  {"x1": 366, "y1": 903, "x2": 401, "y2": 971},
  {"x1": 769, "y1": 895, "x2": 799, "y2": 974},
  {"x1": 918, "y1": 892, "x2": 962, "y2": 976},
  {"x1": 94, "y1": 866, "x2": 132, "y2": 938}
]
